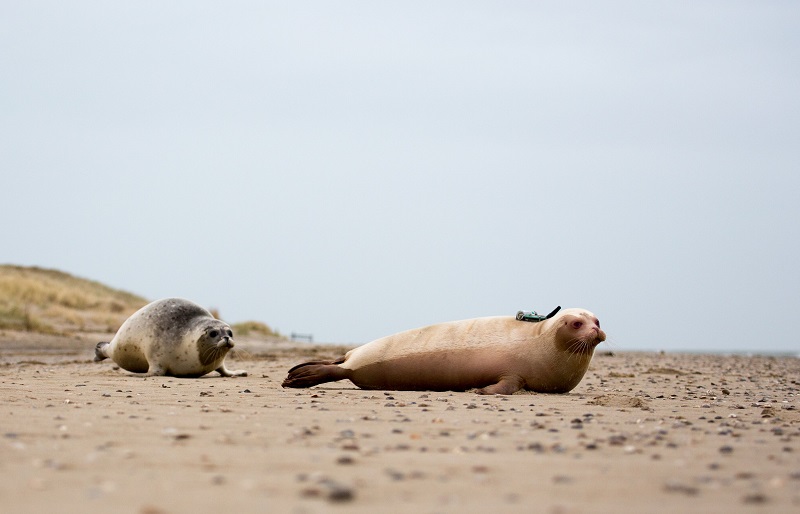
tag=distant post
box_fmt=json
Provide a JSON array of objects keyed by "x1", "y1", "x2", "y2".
[{"x1": 291, "y1": 332, "x2": 313, "y2": 343}]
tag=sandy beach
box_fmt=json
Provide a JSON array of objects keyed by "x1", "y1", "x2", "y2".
[{"x1": 1, "y1": 331, "x2": 798, "y2": 513}]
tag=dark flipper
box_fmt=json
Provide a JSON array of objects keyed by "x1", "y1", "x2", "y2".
[
  {"x1": 94, "y1": 342, "x2": 110, "y2": 362},
  {"x1": 282, "y1": 358, "x2": 349, "y2": 388}
]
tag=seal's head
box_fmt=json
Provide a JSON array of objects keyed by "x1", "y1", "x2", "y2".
[
  {"x1": 196, "y1": 320, "x2": 236, "y2": 366},
  {"x1": 550, "y1": 309, "x2": 606, "y2": 355}
]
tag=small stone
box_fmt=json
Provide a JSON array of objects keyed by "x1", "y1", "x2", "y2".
[
  {"x1": 327, "y1": 485, "x2": 354, "y2": 502},
  {"x1": 664, "y1": 482, "x2": 699, "y2": 496},
  {"x1": 742, "y1": 493, "x2": 768, "y2": 504},
  {"x1": 527, "y1": 442, "x2": 545, "y2": 453},
  {"x1": 608, "y1": 434, "x2": 627, "y2": 446},
  {"x1": 300, "y1": 487, "x2": 322, "y2": 498},
  {"x1": 385, "y1": 469, "x2": 405, "y2": 481}
]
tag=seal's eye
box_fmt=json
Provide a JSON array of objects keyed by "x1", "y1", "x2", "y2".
[
  {"x1": 571, "y1": 321, "x2": 583, "y2": 330},
  {"x1": 209, "y1": 330, "x2": 219, "y2": 338},
  {"x1": 226, "y1": 330, "x2": 233, "y2": 337}
]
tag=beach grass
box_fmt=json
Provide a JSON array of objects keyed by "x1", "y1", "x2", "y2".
[{"x1": 0, "y1": 264, "x2": 148, "y2": 334}]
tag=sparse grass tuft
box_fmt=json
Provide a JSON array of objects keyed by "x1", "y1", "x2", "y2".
[{"x1": 231, "y1": 320, "x2": 280, "y2": 338}]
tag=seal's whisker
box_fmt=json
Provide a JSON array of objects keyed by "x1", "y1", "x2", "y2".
[
  {"x1": 208, "y1": 346, "x2": 223, "y2": 362},
  {"x1": 228, "y1": 346, "x2": 253, "y2": 361},
  {"x1": 563, "y1": 338, "x2": 585, "y2": 363},
  {"x1": 599, "y1": 336, "x2": 618, "y2": 352},
  {"x1": 565, "y1": 337, "x2": 595, "y2": 360},
  {"x1": 566, "y1": 337, "x2": 587, "y2": 355},
  {"x1": 200, "y1": 344, "x2": 216, "y2": 362}
]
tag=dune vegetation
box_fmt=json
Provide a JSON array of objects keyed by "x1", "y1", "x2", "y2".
[
  {"x1": 0, "y1": 265, "x2": 281, "y2": 339},
  {"x1": 0, "y1": 265, "x2": 148, "y2": 334},
  {"x1": 229, "y1": 320, "x2": 280, "y2": 338}
]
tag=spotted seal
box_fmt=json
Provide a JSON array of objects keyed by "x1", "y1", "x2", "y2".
[{"x1": 94, "y1": 298, "x2": 247, "y2": 378}]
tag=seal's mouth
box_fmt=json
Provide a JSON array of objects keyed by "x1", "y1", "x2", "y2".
[{"x1": 218, "y1": 337, "x2": 234, "y2": 349}]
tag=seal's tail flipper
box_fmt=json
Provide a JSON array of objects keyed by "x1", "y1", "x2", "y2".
[
  {"x1": 94, "y1": 342, "x2": 110, "y2": 362},
  {"x1": 282, "y1": 358, "x2": 348, "y2": 388}
]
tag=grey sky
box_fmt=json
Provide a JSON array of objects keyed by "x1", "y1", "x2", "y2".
[{"x1": 2, "y1": 2, "x2": 798, "y2": 352}]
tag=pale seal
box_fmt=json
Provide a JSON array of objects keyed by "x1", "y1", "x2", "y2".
[
  {"x1": 282, "y1": 308, "x2": 604, "y2": 394},
  {"x1": 94, "y1": 298, "x2": 247, "y2": 378}
]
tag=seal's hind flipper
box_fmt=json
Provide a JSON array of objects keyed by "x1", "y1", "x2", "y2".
[
  {"x1": 286, "y1": 356, "x2": 345, "y2": 374},
  {"x1": 282, "y1": 359, "x2": 348, "y2": 388},
  {"x1": 94, "y1": 342, "x2": 110, "y2": 362}
]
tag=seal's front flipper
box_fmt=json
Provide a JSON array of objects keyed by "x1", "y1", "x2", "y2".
[
  {"x1": 475, "y1": 376, "x2": 525, "y2": 395},
  {"x1": 94, "y1": 342, "x2": 110, "y2": 362},
  {"x1": 143, "y1": 365, "x2": 168, "y2": 377},
  {"x1": 282, "y1": 360, "x2": 348, "y2": 388},
  {"x1": 217, "y1": 365, "x2": 247, "y2": 377}
]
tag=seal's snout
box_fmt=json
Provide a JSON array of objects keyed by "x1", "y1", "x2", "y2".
[
  {"x1": 220, "y1": 337, "x2": 234, "y2": 349},
  {"x1": 589, "y1": 323, "x2": 606, "y2": 344}
]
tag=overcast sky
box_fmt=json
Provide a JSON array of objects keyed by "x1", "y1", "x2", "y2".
[{"x1": 2, "y1": 2, "x2": 798, "y2": 353}]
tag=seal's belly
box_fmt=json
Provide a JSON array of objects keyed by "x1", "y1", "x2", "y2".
[
  {"x1": 111, "y1": 341, "x2": 149, "y2": 373},
  {"x1": 349, "y1": 348, "x2": 508, "y2": 391},
  {"x1": 165, "y1": 358, "x2": 217, "y2": 378}
]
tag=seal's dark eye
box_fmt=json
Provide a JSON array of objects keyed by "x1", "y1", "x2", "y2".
[
  {"x1": 209, "y1": 330, "x2": 219, "y2": 338},
  {"x1": 571, "y1": 321, "x2": 583, "y2": 330},
  {"x1": 226, "y1": 330, "x2": 233, "y2": 337}
]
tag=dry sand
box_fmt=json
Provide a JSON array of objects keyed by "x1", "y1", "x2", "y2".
[{"x1": 1, "y1": 331, "x2": 798, "y2": 513}]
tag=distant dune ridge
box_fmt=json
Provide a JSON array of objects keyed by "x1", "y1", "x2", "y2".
[
  {"x1": 0, "y1": 265, "x2": 148, "y2": 334},
  {"x1": 0, "y1": 265, "x2": 279, "y2": 338}
]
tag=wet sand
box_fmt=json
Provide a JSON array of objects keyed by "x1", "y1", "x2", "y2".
[{"x1": 1, "y1": 331, "x2": 798, "y2": 513}]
